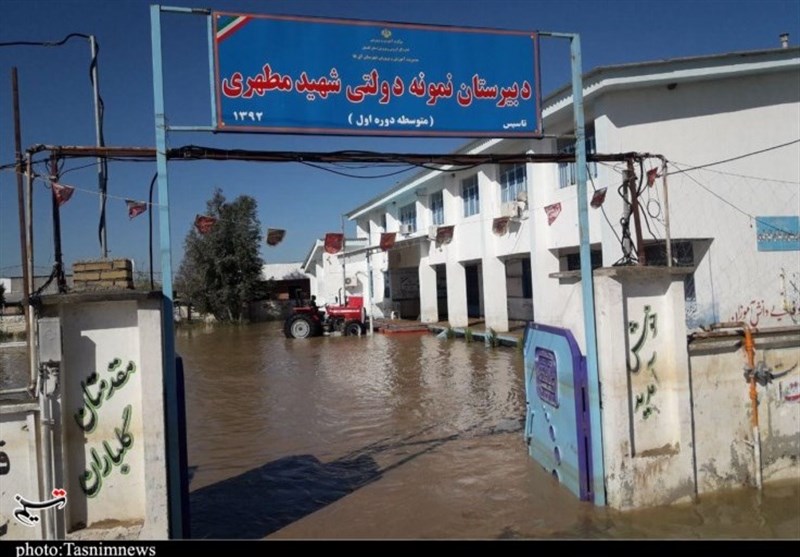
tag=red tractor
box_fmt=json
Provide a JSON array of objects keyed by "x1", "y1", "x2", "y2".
[{"x1": 284, "y1": 295, "x2": 367, "y2": 339}]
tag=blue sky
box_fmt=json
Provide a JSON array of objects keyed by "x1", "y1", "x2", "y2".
[{"x1": 1, "y1": 0, "x2": 798, "y2": 281}]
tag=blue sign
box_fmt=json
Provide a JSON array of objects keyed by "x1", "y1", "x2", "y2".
[
  {"x1": 212, "y1": 12, "x2": 541, "y2": 137},
  {"x1": 756, "y1": 216, "x2": 800, "y2": 251}
]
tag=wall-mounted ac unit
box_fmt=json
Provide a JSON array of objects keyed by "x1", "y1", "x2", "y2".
[
  {"x1": 501, "y1": 201, "x2": 522, "y2": 219},
  {"x1": 344, "y1": 276, "x2": 358, "y2": 286},
  {"x1": 399, "y1": 223, "x2": 414, "y2": 235}
]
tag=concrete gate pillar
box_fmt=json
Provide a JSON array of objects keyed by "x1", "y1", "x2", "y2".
[
  {"x1": 445, "y1": 261, "x2": 468, "y2": 328},
  {"x1": 418, "y1": 261, "x2": 439, "y2": 324}
]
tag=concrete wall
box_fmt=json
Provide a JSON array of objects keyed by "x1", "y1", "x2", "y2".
[
  {"x1": 593, "y1": 267, "x2": 695, "y2": 510},
  {"x1": 0, "y1": 402, "x2": 42, "y2": 540},
  {"x1": 688, "y1": 328, "x2": 800, "y2": 493},
  {"x1": 37, "y1": 292, "x2": 169, "y2": 539}
]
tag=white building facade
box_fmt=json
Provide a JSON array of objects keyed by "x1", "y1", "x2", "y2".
[{"x1": 321, "y1": 46, "x2": 800, "y2": 335}]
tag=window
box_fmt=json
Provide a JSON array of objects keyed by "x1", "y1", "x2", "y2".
[
  {"x1": 383, "y1": 271, "x2": 390, "y2": 299},
  {"x1": 430, "y1": 191, "x2": 444, "y2": 225},
  {"x1": 565, "y1": 249, "x2": 602, "y2": 271},
  {"x1": 462, "y1": 175, "x2": 480, "y2": 217},
  {"x1": 500, "y1": 163, "x2": 527, "y2": 203},
  {"x1": 399, "y1": 203, "x2": 416, "y2": 232},
  {"x1": 558, "y1": 124, "x2": 597, "y2": 188},
  {"x1": 380, "y1": 213, "x2": 387, "y2": 231}
]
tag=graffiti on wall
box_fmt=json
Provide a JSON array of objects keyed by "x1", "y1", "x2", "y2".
[
  {"x1": 730, "y1": 268, "x2": 799, "y2": 327},
  {"x1": 73, "y1": 358, "x2": 137, "y2": 498},
  {"x1": 783, "y1": 381, "x2": 800, "y2": 403},
  {"x1": 628, "y1": 305, "x2": 660, "y2": 420},
  {"x1": 0, "y1": 440, "x2": 9, "y2": 476}
]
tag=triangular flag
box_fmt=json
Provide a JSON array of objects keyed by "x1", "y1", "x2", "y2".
[
  {"x1": 545, "y1": 202, "x2": 562, "y2": 225},
  {"x1": 435, "y1": 225, "x2": 454, "y2": 245},
  {"x1": 324, "y1": 232, "x2": 344, "y2": 254},
  {"x1": 266, "y1": 228, "x2": 286, "y2": 246},
  {"x1": 52, "y1": 182, "x2": 75, "y2": 207},
  {"x1": 126, "y1": 199, "x2": 148, "y2": 219},
  {"x1": 591, "y1": 187, "x2": 607, "y2": 208},
  {"x1": 492, "y1": 217, "x2": 510, "y2": 236},
  {"x1": 647, "y1": 168, "x2": 660, "y2": 187},
  {"x1": 194, "y1": 214, "x2": 217, "y2": 234},
  {"x1": 379, "y1": 232, "x2": 396, "y2": 251}
]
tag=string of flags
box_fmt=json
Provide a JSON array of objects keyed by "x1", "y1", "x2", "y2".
[{"x1": 45, "y1": 178, "x2": 292, "y2": 247}]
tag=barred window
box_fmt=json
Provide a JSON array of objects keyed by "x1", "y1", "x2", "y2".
[
  {"x1": 500, "y1": 163, "x2": 527, "y2": 203},
  {"x1": 558, "y1": 124, "x2": 597, "y2": 188},
  {"x1": 430, "y1": 191, "x2": 444, "y2": 225},
  {"x1": 462, "y1": 175, "x2": 480, "y2": 217},
  {"x1": 399, "y1": 203, "x2": 417, "y2": 232}
]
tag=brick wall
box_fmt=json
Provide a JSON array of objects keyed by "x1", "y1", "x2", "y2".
[{"x1": 73, "y1": 259, "x2": 133, "y2": 290}]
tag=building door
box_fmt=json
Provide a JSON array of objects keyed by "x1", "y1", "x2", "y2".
[{"x1": 465, "y1": 263, "x2": 481, "y2": 318}]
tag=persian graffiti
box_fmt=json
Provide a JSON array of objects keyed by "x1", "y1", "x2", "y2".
[
  {"x1": 79, "y1": 405, "x2": 134, "y2": 498},
  {"x1": 74, "y1": 358, "x2": 136, "y2": 433},
  {"x1": 628, "y1": 305, "x2": 660, "y2": 420},
  {"x1": 73, "y1": 357, "x2": 137, "y2": 497},
  {"x1": 783, "y1": 381, "x2": 800, "y2": 403},
  {"x1": 729, "y1": 268, "x2": 799, "y2": 327}
]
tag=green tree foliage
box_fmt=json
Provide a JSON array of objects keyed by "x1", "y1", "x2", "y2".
[{"x1": 175, "y1": 188, "x2": 264, "y2": 322}]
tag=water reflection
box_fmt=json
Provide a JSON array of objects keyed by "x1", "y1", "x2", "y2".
[{"x1": 15, "y1": 322, "x2": 787, "y2": 539}]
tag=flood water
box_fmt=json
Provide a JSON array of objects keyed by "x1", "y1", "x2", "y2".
[{"x1": 175, "y1": 323, "x2": 800, "y2": 540}]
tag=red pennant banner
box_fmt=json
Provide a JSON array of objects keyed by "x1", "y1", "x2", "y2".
[
  {"x1": 545, "y1": 202, "x2": 562, "y2": 226},
  {"x1": 646, "y1": 168, "x2": 660, "y2": 187},
  {"x1": 590, "y1": 187, "x2": 607, "y2": 208},
  {"x1": 324, "y1": 232, "x2": 344, "y2": 254},
  {"x1": 492, "y1": 217, "x2": 511, "y2": 236},
  {"x1": 52, "y1": 182, "x2": 75, "y2": 207},
  {"x1": 435, "y1": 225, "x2": 454, "y2": 245},
  {"x1": 126, "y1": 199, "x2": 148, "y2": 219},
  {"x1": 379, "y1": 232, "x2": 396, "y2": 251},
  {"x1": 194, "y1": 214, "x2": 217, "y2": 235},
  {"x1": 266, "y1": 228, "x2": 286, "y2": 246}
]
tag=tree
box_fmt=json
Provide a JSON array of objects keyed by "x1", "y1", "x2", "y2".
[{"x1": 175, "y1": 188, "x2": 264, "y2": 322}]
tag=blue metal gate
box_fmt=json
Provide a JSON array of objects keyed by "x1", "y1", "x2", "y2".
[{"x1": 522, "y1": 323, "x2": 594, "y2": 501}]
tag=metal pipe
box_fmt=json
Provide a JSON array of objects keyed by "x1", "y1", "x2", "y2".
[
  {"x1": 660, "y1": 157, "x2": 672, "y2": 267},
  {"x1": 12, "y1": 68, "x2": 32, "y2": 383},
  {"x1": 561, "y1": 31, "x2": 606, "y2": 506},
  {"x1": 39, "y1": 363, "x2": 56, "y2": 539},
  {"x1": 150, "y1": 4, "x2": 185, "y2": 537},
  {"x1": 703, "y1": 320, "x2": 763, "y2": 490},
  {"x1": 743, "y1": 327, "x2": 763, "y2": 490},
  {"x1": 25, "y1": 151, "x2": 36, "y2": 395}
]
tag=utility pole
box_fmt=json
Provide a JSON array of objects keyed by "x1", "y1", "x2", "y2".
[
  {"x1": 627, "y1": 157, "x2": 646, "y2": 265},
  {"x1": 90, "y1": 35, "x2": 108, "y2": 259}
]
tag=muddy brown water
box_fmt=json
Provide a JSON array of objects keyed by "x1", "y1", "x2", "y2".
[
  {"x1": 174, "y1": 323, "x2": 800, "y2": 540},
  {"x1": 2, "y1": 326, "x2": 798, "y2": 540}
]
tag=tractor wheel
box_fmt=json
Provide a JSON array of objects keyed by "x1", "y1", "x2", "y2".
[
  {"x1": 284, "y1": 314, "x2": 316, "y2": 339},
  {"x1": 344, "y1": 320, "x2": 364, "y2": 337}
]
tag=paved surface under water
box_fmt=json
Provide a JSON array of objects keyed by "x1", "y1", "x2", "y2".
[
  {"x1": 2, "y1": 326, "x2": 798, "y2": 540},
  {"x1": 174, "y1": 323, "x2": 800, "y2": 540}
]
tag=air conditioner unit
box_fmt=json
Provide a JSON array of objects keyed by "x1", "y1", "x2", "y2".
[
  {"x1": 428, "y1": 225, "x2": 438, "y2": 241},
  {"x1": 344, "y1": 276, "x2": 358, "y2": 286},
  {"x1": 501, "y1": 201, "x2": 522, "y2": 219},
  {"x1": 399, "y1": 224, "x2": 414, "y2": 235}
]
